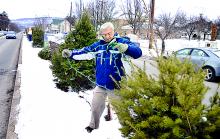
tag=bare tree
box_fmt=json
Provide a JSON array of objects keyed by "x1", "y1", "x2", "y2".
[
  {"x1": 180, "y1": 16, "x2": 197, "y2": 40},
  {"x1": 214, "y1": 16, "x2": 220, "y2": 26},
  {"x1": 214, "y1": 17, "x2": 220, "y2": 38},
  {"x1": 65, "y1": 2, "x2": 77, "y2": 31},
  {"x1": 140, "y1": 0, "x2": 150, "y2": 17},
  {"x1": 75, "y1": 0, "x2": 85, "y2": 19},
  {"x1": 8, "y1": 22, "x2": 20, "y2": 32},
  {"x1": 195, "y1": 14, "x2": 211, "y2": 41},
  {"x1": 34, "y1": 17, "x2": 49, "y2": 31},
  {"x1": 102, "y1": 0, "x2": 117, "y2": 22},
  {"x1": 87, "y1": 0, "x2": 117, "y2": 31},
  {"x1": 87, "y1": 1, "x2": 97, "y2": 30},
  {"x1": 154, "y1": 13, "x2": 180, "y2": 54},
  {"x1": 172, "y1": 11, "x2": 197, "y2": 41},
  {"x1": 149, "y1": 0, "x2": 155, "y2": 49},
  {"x1": 121, "y1": 0, "x2": 145, "y2": 34},
  {"x1": 175, "y1": 13, "x2": 211, "y2": 41}
]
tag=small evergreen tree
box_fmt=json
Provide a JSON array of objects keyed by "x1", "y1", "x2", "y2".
[
  {"x1": 38, "y1": 46, "x2": 51, "y2": 60},
  {"x1": 50, "y1": 11, "x2": 97, "y2": 92},
  {"x1": 111, "y1": 57, "x2": 220, "y2": 139},
  {"x1": 32, "y1": 27, "x2": 44, "y2": 47}
]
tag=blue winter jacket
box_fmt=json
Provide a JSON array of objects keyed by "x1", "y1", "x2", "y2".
[{"x1": 69, "y1": 37, "x2": 142, "y2": 90}]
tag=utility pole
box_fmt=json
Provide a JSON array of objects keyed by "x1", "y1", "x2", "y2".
[
  {"x1": 69, "y1": 2, "x2": 72, "y2": 31},
  {"x1": 149, "y1": 0, "x2": 155, "y2": 49},
  {"x1": 70, "y1": 2, "x2": 72, "y2": 17},
  {"x1": 100, "y1": 0, "x2": 104, "y2": 26}
]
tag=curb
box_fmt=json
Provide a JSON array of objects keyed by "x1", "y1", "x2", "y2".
[{"x1": 6, "y1": 37, "x2": 23, "y2": 139}]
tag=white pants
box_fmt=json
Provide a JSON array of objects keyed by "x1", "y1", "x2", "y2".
[{"x1": 89, "y1": 86, "x2": 114, "y2": 129}]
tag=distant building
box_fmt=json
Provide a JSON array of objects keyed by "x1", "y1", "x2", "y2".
[
  {"x1": 47, "y1": 19, "x2": 63, "y2": 33},
  {"x1": 47, "y1": 18, "x2": 71, "y2": 34},
  {"x1": 60, "y1": 20, "x2": 71, "y2": 33},
  {"x1": 113, "y1": 18, "x2": 149, "y2": 39}
]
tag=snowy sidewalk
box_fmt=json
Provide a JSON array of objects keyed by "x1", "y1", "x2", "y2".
[{"x1": 14, "y1": 37, "x2": 123, "y2": 139}]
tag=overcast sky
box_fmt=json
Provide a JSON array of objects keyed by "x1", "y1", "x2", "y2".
[{"x1": 0, "y1": 0, "x2": 219, "y2": 20}]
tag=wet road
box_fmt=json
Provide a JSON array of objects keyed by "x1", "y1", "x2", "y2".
[{"x1": 0, "y1": 34, "x2": 22, "y2": 139}]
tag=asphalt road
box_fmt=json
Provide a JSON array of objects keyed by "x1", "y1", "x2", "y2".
[{"x1": 0, "y1": 34, "x2": 22, "y2": 139}]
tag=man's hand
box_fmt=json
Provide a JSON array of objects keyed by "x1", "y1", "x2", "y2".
[
  {"x1": 62, "y1": 49, "x2": 72, "y2": 58},
  {"x1": 113, "y1": 43, "x2": 128, "y2": 53}
]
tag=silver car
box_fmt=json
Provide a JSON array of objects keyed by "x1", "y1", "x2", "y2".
[
  {"x1": 6, "y1": 31, "x2": 16, "y2": 39},
  {"x1": 175, "y1": 47, "x2": 220, "y2": 81}
]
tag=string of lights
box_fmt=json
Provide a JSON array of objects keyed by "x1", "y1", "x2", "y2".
[{"x1": 66, "y1": 49, "x2": 131, "y2": 91}]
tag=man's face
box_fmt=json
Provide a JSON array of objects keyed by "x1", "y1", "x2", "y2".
[{"x1": 100, "y1": 27, "x2": 114, "y2": 42}]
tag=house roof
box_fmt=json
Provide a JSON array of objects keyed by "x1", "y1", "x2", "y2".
[{"x1": 52, "y1": 19, "x2": 64, "y2": 25}]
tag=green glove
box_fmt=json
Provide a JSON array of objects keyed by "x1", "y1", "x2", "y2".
[
  {"x1": 107, "y1": 38, "x2": 117, "y2": 50},
  {"x1": 113, "y1": 43, "x2": 128, "y2": 53}
]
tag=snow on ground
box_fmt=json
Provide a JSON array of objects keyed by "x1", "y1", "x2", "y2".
[
  {"x1": 139, "y1": 39, "x2": 220, "y2": 57},
  {"x1": 15, "y1": 35, "x2": 220, "y2": 139},
  {"x1": 15, "y1": 37, "x2": 123, "y2": 139}
]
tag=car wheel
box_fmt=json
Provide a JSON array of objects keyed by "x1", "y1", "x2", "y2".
[{"x1": 203, "y1": 67, "x2": 215, "y2": 81}]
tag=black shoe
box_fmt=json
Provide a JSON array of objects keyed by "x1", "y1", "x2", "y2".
[
  {"x1": 85, "y1": 126, "x2": 94, "y2": 133},
  {"x1": 104, "y1": 114, "x2": 112, "y2": 121}
]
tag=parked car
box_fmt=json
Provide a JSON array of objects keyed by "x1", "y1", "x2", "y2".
[
  {"x1": 174, "y1": 47, "x2": 220, "y2": 81},
  {"x1": 0, "y1": 32, "x2": 4, "y2": 37},
  {"x1": 6, "y1": 31, "x2": 16, "y2": 39}
]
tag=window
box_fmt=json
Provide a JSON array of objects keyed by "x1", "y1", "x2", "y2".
[
  {"x1": 176, "y1": 49, "x2": 191, "y2": 56},
  {"x1": 191, "y1": 49, "x2": 207, "y2": 57}
]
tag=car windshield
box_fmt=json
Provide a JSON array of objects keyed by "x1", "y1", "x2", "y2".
[{"x1": 7, "y1": 31, "x2": 15, "y2": 34}]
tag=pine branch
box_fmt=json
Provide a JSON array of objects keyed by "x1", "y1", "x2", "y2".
[{"x1": 183, "y1": 104, "x2": 193, "y2": 135}]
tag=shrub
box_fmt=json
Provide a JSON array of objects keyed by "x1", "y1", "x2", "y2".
[
  {"x1": 50, "y1": 11, "x2": 97, "y2": 92},
  {"x1": 111, "y1": 57, "x2": 220, "y2": 139},
  {"x1": 32, "y1": 27, "x2": 44, "y2": 47},
  {"x1": 38, "y1": 46, "x2": 51, "y2": 60}
]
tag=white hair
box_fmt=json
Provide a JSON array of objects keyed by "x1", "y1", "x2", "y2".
[{"x1": 100, "y1": 22, "x2": 114, "y2": 32}]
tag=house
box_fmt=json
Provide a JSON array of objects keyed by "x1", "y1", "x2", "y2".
[
  {"x1": 60, "y1": 20, "x2": 71, "y2": 33},
  {"x1": 47, "y1": 18, "x2": 71, "y2": 34},
  {"x1": 113, "y1": 18, "x2": 149, "y2": 39}
]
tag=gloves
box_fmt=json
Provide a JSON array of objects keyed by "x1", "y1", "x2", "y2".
[
  {"x1": 113, "y1": 43, "x2": 128, "y2": 53},
  {"x1": 62, "y1": 49, "x2": 72, "y2": 58}
]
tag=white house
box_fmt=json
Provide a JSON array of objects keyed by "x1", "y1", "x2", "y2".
[
  {"x1": 60, "y1": 20, "x2": 71, "y2": 33},
  {"x1": 47, "y1": 18, "x2": 71, "y2": 34}
]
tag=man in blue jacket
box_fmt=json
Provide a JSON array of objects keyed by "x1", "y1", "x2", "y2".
[{"x1": 62, "y1": 22, "x2": 142, "y2": 133}]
